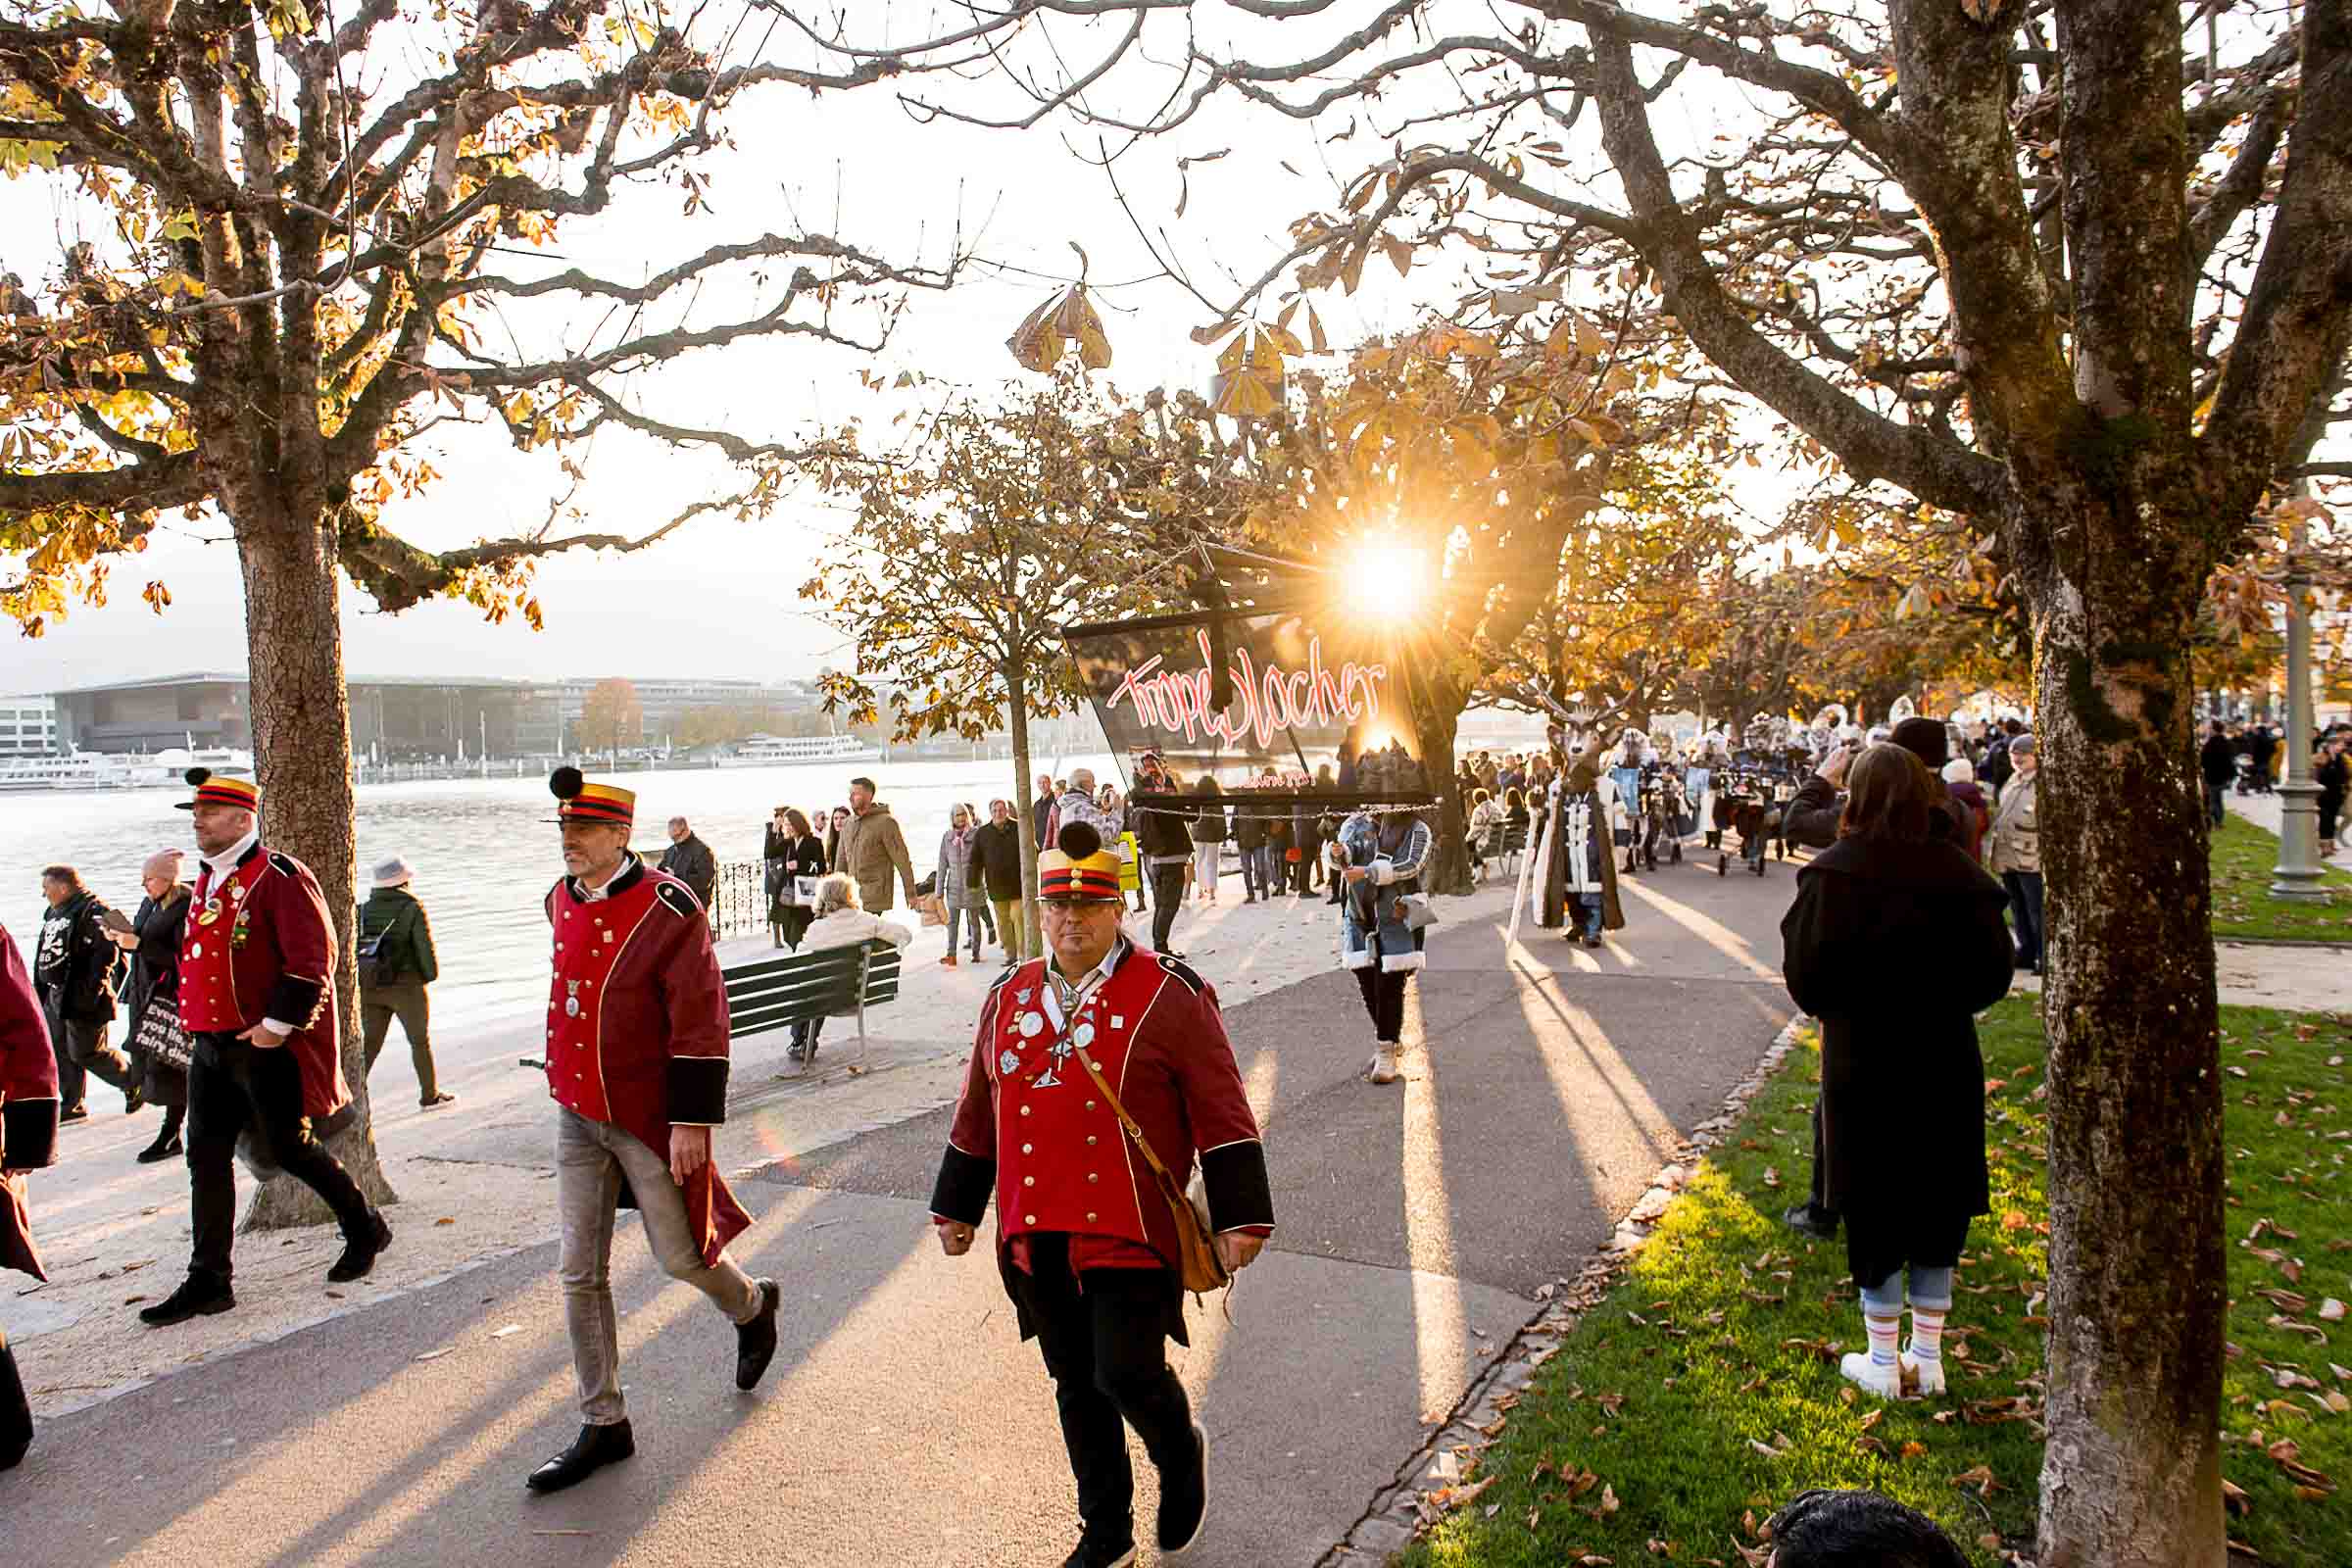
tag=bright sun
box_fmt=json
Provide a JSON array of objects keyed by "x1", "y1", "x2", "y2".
[{"x1": 1349, "y1": 541, "x2": 1431, "y2": 620}]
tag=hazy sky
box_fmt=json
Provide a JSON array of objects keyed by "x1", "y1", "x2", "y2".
[{"x1": 1, "y1": 4, "x2": 1482, "y2": 695}]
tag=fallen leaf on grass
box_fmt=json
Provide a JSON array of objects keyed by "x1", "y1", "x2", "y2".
[
  {"x1": 1433, "y1": 1475, "x2": 1496, "y2": 1512},
  {"x1": 1951, "y1": 1463, "x2": 2002, "y2": 1496},
  {"x1": 1899, "y1": 1441, "x2": 1929, "y2": 1459},
  {"x1": 2320, "y1": 1298, "x2": 2347, "y2": 1323},
  {"x1": 2223, "y1": 1478, "x2": 2252, "y2": 1516},
  {"x1": 1762, "y1": 1167, "x2": 1781, "y2": 1189},
  {"x1": 1857, "y1": 1408, "x2": 1883, "y2": 1433},
  {"x1": 1596, "y1": 1392, "x2": 1626, "y2": 1416}
]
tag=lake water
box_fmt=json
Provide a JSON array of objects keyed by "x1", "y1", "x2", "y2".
[{"x1": 4, "y1": 754, "x2": 1110, "y2": 1030}]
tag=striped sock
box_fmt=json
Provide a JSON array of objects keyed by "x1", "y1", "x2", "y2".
[
  {"x1": 1908, "y1": 1304, "x2": 1946, "y2": 1363},
  {"x1": 1863, "y1": 1307, "x2": 1902, "y2": 1368}
]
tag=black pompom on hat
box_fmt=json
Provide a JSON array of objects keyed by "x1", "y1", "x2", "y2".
[
  {"x1": 185, "y1": 766, "x2": 212, "y2": 787},
  {"x1": 1057, "y1": 820, "x2": 1103, "y2": 860},
  {"x1": 550, "y1": 765, "x2": 585, "y2": 801}
]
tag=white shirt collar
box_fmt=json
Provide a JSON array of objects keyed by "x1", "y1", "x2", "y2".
[{"x1": 202, "y1": 826, "x2": 260, "y2": 882}]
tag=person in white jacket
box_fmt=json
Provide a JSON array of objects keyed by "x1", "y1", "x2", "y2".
[
  {"x1": 1555, "y1": 750, "x2": 1627, "y2": 947},
  {"x1": 790, "y1": 874, "x2": 913, "y2": 1063}
]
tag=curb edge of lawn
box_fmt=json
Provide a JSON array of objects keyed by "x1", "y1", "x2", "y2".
[
  {"x1": 1316, "y1": 1013, "x2": 1814, "y2": 1568},
  {"x1": 2216, "y1": 936, "x2": 2352, "y2": 953}
]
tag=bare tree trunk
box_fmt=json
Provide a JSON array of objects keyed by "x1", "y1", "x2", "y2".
[
  {"x1": 235, "y1": 510, "x2": 396, "y2": 1228},
  {"x1": 2029, "y1": 497, "x2": 2225, "y2": 1566},
  {"x1": 1005, "y1": 658, "x2": 1040, "y2": 955},
  {"x1": 1412, "y1": 704, "x2": 1472, "y2": 896}
]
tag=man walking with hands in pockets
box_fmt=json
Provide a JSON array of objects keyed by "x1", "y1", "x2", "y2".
[{"x1": 931, "y1": 821, "x2": 1274, "y2": 1568}]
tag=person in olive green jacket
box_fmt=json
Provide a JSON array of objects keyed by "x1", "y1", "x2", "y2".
[{"x1": 359, "y1": 858, "x2": 454, "y2": 1107}]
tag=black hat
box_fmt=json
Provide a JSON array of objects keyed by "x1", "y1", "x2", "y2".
[{"x1": 1889, "y1": 716, "x2": 1949, "y2": 771}]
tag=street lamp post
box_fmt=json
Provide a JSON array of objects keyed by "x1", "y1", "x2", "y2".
[{"x1": 2270, "y1": 500, "x2": 2327, "y2": 902}]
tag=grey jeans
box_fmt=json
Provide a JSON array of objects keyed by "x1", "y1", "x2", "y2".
[{"x1": 556, "y1": 1107, "x2": 759, "y2": 1425}]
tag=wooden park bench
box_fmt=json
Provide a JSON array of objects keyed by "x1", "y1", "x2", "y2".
[{"x1": 721, "y1": 939, "x2": 904, "y2": 1063}]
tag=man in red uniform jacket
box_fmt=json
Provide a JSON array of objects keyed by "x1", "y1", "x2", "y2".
[
  {"x1": 931, "y1": 822, "x2": 1274, "y2": 1568},
  {"x1": 2, "y1": 918, "x2": 61, "y2": 1468},
  {"x1": 141, "y1": 770, "x2": 390, "y2": 1327},
  {"x1": 525, "y1": 769, "x2": 780, "y2": 1495}
]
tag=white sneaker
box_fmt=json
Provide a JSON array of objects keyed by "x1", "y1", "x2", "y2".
[
  {"x1": 1838, "y1": 1351, "x2": 1902, "y2": 1399},
  {"x1": 1899, "y1": 1348, "x2": 1947, "y2": 1396},
  {"x1": 1366, "y1": 1043, "x2": 1400, "y2": 1085}
]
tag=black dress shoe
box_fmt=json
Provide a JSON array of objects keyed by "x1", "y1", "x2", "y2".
[
  {"x1": 122, "y1": 1084, "x2": 144, "y2": 1115},
  {"x1": 1156, "y1": 1420, "x2": 1209, "y2": 1554},
  {"x1": 135, "y1": 1134, "x2": 183, "y2": 1164},
  {"x1": 139, "y1": 1272, "x2": 235, "y2": 1326},
  {"x1": 525, "y1": 1420, "x2": 635, "y2": 1494},
  {"x1": 736, "y1": 1278, "x2": 781, "y2": 1390},
  {"x1": 327, "y1": 1212, "x2": 393, "y2": 1284},
  {"x1": 1782, "y1": 1202, "x2": 1840, "y2": 1241},
  {"x1": 1057, "y1": 1533, "x2": 1137, "y2": 1568}
]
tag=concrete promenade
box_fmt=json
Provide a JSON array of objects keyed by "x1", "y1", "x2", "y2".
[{"x1": 8, "y1": 823, "x2": 2346, "y2": 1565}]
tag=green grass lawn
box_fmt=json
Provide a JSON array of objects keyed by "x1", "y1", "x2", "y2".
[
  {"x1": 2210, "y1": 813, "x2": 2352, "y2": 944},
  {"x1": 1403, "y1": 1001, "x2": 2351, "y2": 1568}
]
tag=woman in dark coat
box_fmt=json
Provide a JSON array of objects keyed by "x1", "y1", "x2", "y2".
[
  {"x1": 107, "y1": 850, "x2": 192, "y2": 1163},
  {"x1": 1780, "y1": 743, "x2": 2014, "y2": 1402},
  {"x1": 767, "y1": 808, "x2": 829, "y2": 950}
]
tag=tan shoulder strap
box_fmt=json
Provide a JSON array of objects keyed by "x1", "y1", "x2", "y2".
[{"x1": 1071, "y1": 1045, "x2": 1180, "y2": 1187}]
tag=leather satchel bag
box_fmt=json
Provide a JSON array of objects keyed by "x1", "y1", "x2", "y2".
[{"x1": 1070, "y1": 1046, "x2": 1233, "y2": 1296}]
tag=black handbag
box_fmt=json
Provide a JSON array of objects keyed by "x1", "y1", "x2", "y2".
[{"x1": 131, "y1": 993, "x2": 193, "y2": 1073}]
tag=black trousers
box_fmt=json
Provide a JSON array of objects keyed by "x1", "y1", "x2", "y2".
[
  {"x1": 1009, "y1": 1236, "x2": 1194, "y2": 1544},
  {"x1": 1354, "y1": 963, "x2": 1408, "y2": 1044},
  {"x1": 1149, "y1": 862, "x2": 1189, "y2": 952},
  {"x1": 185, "y1": 1033, "x2": 374, "y2": 1282}
]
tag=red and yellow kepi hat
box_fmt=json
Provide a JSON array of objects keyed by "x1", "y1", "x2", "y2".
[
  {"x1": 175, "y1": 766, "x2": 259, "y2": 812},
  {"x1": 548, "y1": 766, "x2": 635, "y2": 828},
  {"x1": 1038, "y1": 822, "x2": 1124, "y2": 903}
]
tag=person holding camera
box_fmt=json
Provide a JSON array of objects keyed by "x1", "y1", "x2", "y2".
[{"x1": 2315, "y1": 730, "x2": 2346, "y2": 859}]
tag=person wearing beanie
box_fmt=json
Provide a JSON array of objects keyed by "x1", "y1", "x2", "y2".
[
  {"x1": 1985, "y1": 734, "x2": 2044, "y2": 972},
  {"x1": 930, "y1": 820, "x2": 1273, "y2": 1568},
  {"x1": 1939, "y1": 759, "x2": 1990, "y2": 862},
  {"x1": 1781, "y1": 745, "x2": 2014, "y2": 1405}
]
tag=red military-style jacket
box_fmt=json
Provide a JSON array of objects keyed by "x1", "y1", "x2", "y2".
[
  {"x1": 1, "y1": 919, "x2": 61, "y2": 1283},
  {"x1": 931, "y1": 939, "x2": 1274, "y2": 1338},
  {"x1": 543, "y1": 858, "x2": 748, "y2": 1269},
  {"x1": 179, "y1": 840, "x2": 351, "y2": 1121}
]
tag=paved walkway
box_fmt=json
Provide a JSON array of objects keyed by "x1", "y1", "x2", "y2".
[{"x1": 4, "y1": 849, "x2": 1807, "y2": 1568}]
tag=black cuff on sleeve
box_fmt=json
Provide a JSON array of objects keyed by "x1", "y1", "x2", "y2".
[
  {"x1": 929, "y1": 1145, "x2": 996, "y2": 1228},
  {"x1": 1199, "y1": 1141, "x2": 1274, "y2": 1233},
  {"x1": 2, "y1": 1097, "x2": 60, "y2": 1173},
  {"x1": 264, "y1": 975, "x2": 325, "y2": 1029},
  {"x1": 666, "y1": 1054, "x2": 730, "y2": 1126}
]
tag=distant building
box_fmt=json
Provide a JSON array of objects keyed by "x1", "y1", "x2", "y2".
[
  {"x1": 551, "y1": 676, "x2": 816, "y2": 750},
  {"x1": 51, "y1": 671, "x2": 559, "y2": 760},
  {"x1": 0, "y1": 694, "x2": 57, "y2": 757},
  {"x1": 47, "y1": 671, "x2": 821, "y2": 759}
]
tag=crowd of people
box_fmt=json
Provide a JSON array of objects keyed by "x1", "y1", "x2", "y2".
[{"x1": 6, "y1": 708, "x2": 2328, "y2": 1561}]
